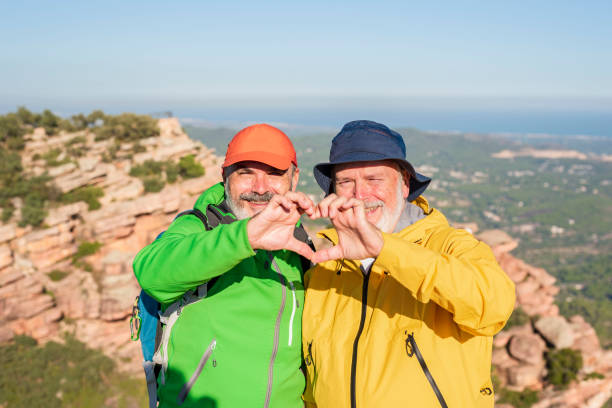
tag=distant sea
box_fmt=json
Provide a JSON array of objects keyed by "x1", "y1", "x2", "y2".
[{"x1": 177, "y1": 108, "x2": 612, "y2": 139}]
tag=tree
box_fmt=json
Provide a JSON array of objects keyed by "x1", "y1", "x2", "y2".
[{"x1": 546, "y1": 348, "x2": 583, "y2": 389}]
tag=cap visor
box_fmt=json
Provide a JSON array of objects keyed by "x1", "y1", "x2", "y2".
[{"x1": 223, "y1": 151, "x2": 293, "y2": 170}]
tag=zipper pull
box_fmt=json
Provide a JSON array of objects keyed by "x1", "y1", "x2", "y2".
[{"x1": 405, "y1": 331, "x2": 414, "y2": 357}]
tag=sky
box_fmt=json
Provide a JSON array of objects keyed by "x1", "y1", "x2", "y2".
[{"x1": 1, "y1": 0, "x2": 611, "y2": 125}]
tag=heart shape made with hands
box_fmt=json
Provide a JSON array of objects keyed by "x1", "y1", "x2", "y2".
[{"x1": 246, "y1": 192, "x2": 384, "y2": 264}]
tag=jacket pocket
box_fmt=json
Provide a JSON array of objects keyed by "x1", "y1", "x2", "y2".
[
  {"x1": 177, "y1": 338, "x2": 216, "y2": 405},
  {"x1": 404, "y1": 331, "x2": 449, "y2": 408}
]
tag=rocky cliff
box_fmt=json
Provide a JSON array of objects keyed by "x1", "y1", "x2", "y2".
[
  {"x1": 0, "y1": 118, "x2": 222, "y2": 374},
  {"x1": 478, "y1": 229, "x2": 612, "y2": 407}
]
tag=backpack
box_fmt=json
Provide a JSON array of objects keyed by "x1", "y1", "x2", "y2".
[{"x1": 129, "y1": 204, "x2": 313, "y2": 408}]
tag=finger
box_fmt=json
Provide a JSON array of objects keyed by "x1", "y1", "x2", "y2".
[
  {"x1": 340, "y1": 198, "x2": 362, "y2": 211},
  {"x1": 328, "y1": 196, "x2": 347, "y2": 219},
  {"x1": 316, "y1": 193, "x2": 338, "y2": 218},
  {"x1": 311, "y1": 245, "x2": 344, "y2": 264},
  {"x1": 285, "y1": 238, "x2": 315, "y2": 261},
  {"x1": 352, "y1": 198, "x2": 367, "y2": 221},
  {"x1": 286, "y1": 191, "x2": 316, "y2": 216},
  {"x1": 274, "y1": 194, "x2": 297, "y2": 213}
]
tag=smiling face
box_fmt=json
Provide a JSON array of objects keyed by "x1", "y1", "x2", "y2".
[
  {"x1": 224, "y1": 161, "x2": 298, "y2": 219},
  {"x1": 333, "y1": 160, "x2": 409, "y2": 232}
]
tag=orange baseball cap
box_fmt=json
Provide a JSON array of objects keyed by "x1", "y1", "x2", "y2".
[{"x1": 222, "y1": 124, "x2": 297, "y2": 170}]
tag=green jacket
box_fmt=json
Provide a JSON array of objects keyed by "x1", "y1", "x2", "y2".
[{"x1": 133, "y1": 183, "x2": 307, "y2": 408}]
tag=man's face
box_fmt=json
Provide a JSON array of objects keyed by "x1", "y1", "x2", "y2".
[
  {"x1": 333, "y1": 160, "x2": 409, "y2": 232},
  {"x1": 225, "y1": 161, "x2": 299, "y2": 219}
]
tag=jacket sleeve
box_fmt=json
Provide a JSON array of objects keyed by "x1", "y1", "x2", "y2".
[
  {"x1": 133, "y1": 214, "x2": 255, "y2": 304},
  {"x1": 375, "y1": 228, "x2": 515, "y2": 336}
]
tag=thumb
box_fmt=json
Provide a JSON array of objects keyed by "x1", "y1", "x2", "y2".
[
  {"x1": 311, "y1": 245, "x2": 344, "y2": 264},
  {"x1": 285, "y1": 238, "x2": 315, "y2": 261}
]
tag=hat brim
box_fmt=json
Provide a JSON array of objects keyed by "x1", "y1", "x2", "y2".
[
  {"x1": 223, "y1": 151, "x2": 293, "y2": 170},
  {"x1": 314, "y1": 158, "x2": 431, "y2": 202}
]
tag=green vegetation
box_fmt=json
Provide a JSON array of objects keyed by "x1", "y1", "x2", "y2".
[
  {"x1": 584, "y1": 372, "x2": 605, "y2": 380},
  {"x1": 504, "y1": 307, "x2": 530, "y2": 330},
  {"x1": 497, "y1": 388, "x2": 539, "y2": 408},
  {"x1": 72, "y1": 241, "x2": 102, "y2": 263},
  {"x1": 48, "y1": 269, "x2": 70, "y2": 281},
  {"x1": 129, "y1": 157, "x2": 200, "y2": 191},
  {"x1": 555, "y1": 254, "x2": 612, "y2": 349},
  {"x1": 545, "y1": 348, "x2": 583, "y2": 389},
  {"x1": 130, "y1": 159, "x2": 165, "y2": 178},
  {"x1": 178, "y1": 154, "x2": 205, "y2": 178},
  {"x1": 41, "y1": 148, "x2": 72, "y2": 167},
  {"x1": 61, "y1": 186, "x2": 105, "y2": 210},
  {"x1": 0, "y1": 107, "x2": 163, "y2": 227},
  {"x1": 93, "y1": 112, "x2": 159, "y2": 142},
  {"x1": 143, "y1": 177, "x2": 165, "y2": 193},
  {"x1": 0, "y1": 335, "x2": 147, "y2": 407}
]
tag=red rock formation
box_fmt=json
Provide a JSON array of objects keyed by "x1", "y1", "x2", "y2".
[
  {"x1": 0, "y1": 119, "x2": 222, "y2": 374},
  {"x1": 479, "y1": 230, "x2": 612, "y2": 407}
]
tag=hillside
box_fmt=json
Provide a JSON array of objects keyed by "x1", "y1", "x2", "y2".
[
  {"x1": 0, "y1": 110, "x2": 610, "y2": 407},
  {"x1": 187, "y1": 123, "x2": 612, "y2": 349}
]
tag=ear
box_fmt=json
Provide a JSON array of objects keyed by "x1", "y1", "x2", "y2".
[
  {"x1": 401, "y1": 171, "x2": 410, "y2": 200},
  {"x1": 291, "y1": 167, "x2": 300, "y2": 192}
]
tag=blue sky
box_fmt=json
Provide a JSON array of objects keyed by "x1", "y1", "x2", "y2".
[{"x1": 1, "y1": 0, "x2": 611, "y2": 117}]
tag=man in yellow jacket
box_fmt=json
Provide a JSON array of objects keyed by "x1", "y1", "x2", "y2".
[{"x1": 303, "y1": 120, "x2": 516, "y2": 408}]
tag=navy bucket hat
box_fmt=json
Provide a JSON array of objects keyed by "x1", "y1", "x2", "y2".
[{"x1": 314, "y1": 120, "x2": 431, "y2": 201}]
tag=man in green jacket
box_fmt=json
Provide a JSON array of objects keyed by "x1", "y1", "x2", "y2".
[{"x1": 133, "y1": 124, "x2": 316, "y2": 408}]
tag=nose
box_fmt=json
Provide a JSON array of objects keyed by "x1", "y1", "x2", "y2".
[
  {"x1": 251, "y1": 173, "x2": 269, "y2": 194},
  {"x1": 354, "y1": 179, "x2": 371, "y2": 200}
]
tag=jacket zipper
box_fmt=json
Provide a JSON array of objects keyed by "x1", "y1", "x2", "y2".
[
  {"x1": 405, "y1": 332, "x2": 449, "y2": 408},
  {"x1": 288, "y1": 280, "x2": 298, "y2": 347},
  {"x1": 177, "y1": 338, "x2": 216, "y2": 405},
  {"x1": 265, "y1": 256, "x2": 287, "y2": 408},
  {"x1": 350, "y1": 271, "x2": 371, "y2": 408}
]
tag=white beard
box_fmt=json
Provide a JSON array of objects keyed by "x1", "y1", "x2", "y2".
[
  {"x1": 224, "y1": 184, "x2": 252, "y2": 220},
  {"x1": 374, "y1": 177, "x2": 405, "y2": 233}
]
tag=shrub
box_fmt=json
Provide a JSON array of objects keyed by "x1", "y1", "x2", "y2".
[
  {"x1": 130, "y1": 160, "x2": 164, "y2": 178},
  {"x1": 72, "y1": 241, "x2": 102, "y2": 264},
  {"x1": 545, "y1": 348, "x2": 583, "y2": 389},
  {"x1": 497, "y1": 388, "x2": 539, "y2": 408},
  {"x1": 41, "y1": 148, "x2": 71, "y2": 167},
  {"x1": 0, "y1": 334, "x2": 122, "y2": 407},
  {"x1": 0, "y1": 113, "x2": 25, "y2": 150},
  {"x1": 48, "y1": 269, "x2": 70, "y2": 281},
  {"x1": 93, "y1": 113, "x2": 159, "y2": 142},
  {"x1": 133, "y1": 142, "x2": 146, "y2": 153},
  {"x1": 66, "y1": 135, "x2": 86, "y2": 146},
  {"x1": 15, "y1": 106, "x2": 37, "y2": 125},
  {"x1": 142, "y1": 177, "x2": 165, "y2": 193},
  {"x1": 165, "y1": 161, "x2": 179, "y2": 183},
  {"x1": 178, "y1": 154, "x2": 205, "y2": 178},
  {"x1": 504, "y1": 307, "x2": 530, "y2": 329},
  {"x1": 584, "y1": 372, "x2": 605, "y2": 380},
  {"x1": 0, "y1": 150, "x2": 23, "y2": 188},
  {"x1": 86, "y1": 109, "x2": 106, "y2": 125},
  {"x1": 1, "y1": 205, "x2": 14, "y2": 223},
  {"x1": 19, "y1": 195, "x2": 47, "y2": 227},
  {"x1": 40, "y1": 109, "x2": 61, "y2": 135},
  {"x1": 61, "y1": 186, "x2": 104, "y2": 210}
]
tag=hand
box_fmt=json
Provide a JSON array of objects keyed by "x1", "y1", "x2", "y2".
[
  {"x1": 311, "y1": 194, "x2": 384, "y2": 263},
  {"x1": 247, "y1": 191, "x2": 316, "y2": 260}
]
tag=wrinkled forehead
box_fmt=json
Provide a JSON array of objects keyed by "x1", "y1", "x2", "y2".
[{"x1": 333, "y1": 160, "x2": 402, "y2": 178}]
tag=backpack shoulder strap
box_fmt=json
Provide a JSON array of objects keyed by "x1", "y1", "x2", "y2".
[{"x1": 293, "y1": 223, "x2": 315, "y2": 273}]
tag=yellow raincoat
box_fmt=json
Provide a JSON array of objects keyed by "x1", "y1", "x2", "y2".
[{"x1": 302, "y1": 197, "x2": 515, "y2": 408}]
